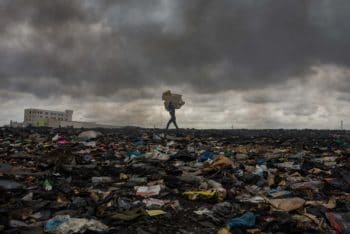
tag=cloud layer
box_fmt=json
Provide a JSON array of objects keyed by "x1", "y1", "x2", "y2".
[{"x1": 1, "y1": 1, "x2": 350, "y2": 128}]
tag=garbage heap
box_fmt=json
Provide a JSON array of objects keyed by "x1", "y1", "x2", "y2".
[{"x1": 1, "y1": 127, "x2": 350, "y2": 233}]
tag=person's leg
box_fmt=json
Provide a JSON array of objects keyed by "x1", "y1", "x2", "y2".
[
  {"x1": 166, "y1": 118, "x2": 172, "y2": 130},
  {"x1": 169, "y1": 114, "x2": 177, "y2": 129},
  {"x1": 173, "y1": 118, "x2": 179, "y2": 130}
]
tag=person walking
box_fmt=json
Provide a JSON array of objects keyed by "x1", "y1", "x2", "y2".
[{"x1": 166, "y1": 101, "x2": 179, "y2": 130}]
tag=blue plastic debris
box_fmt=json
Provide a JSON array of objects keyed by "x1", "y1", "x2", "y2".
[
  {"x1": 198, "y1": 150, "x2": 215, "y2": 162},
  {"x1": 268, "y1": 188, "x2": 291, "y2": 198},
  {"x1": 134, "y1": 140, "x2": 145, "y2": 146},
  {"x1": 257, "y1": 159, "x2": 266, "y2": 165},
  {"x1": 127, "y1": 151, "x2": 144, "y2": 158},
  {"x1": 227, "y1": 212, "x2": 256, "y2": 229},
  {"x1": 45, "y1": 215, "x2": 70, "y2": 232}
]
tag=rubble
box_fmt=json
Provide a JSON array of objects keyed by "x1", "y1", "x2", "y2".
[{"x1": 0, "y1": 127, "x2": 350, "y2": 233}]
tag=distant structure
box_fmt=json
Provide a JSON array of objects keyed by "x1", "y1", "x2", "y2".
[
  {"x1": 10, "y1": 108, "x2": 119, "y2": 129},
  {"x1": 341, "y1": 120, "x2": 344, "y2": 130},
  {"x1": 24, "y1": 108, "x2": 73, "y2": 125}
]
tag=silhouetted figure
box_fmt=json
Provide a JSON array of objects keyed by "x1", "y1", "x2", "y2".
[{"x1": 166, "y1": 101, "x2": 179, "y2": 130}]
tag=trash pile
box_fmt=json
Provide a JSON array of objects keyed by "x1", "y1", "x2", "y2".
[{"x1": 1, "y1": 127, "x2": 350, "y2": 233}]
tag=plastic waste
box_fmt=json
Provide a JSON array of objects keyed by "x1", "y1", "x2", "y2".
[
  {"x1": 9, "y1": 220, "x2": 29, "y2": 228},
  {"x1": 199, "y1": 150, "x2": 215, "y2": 162},
  {"x1": 45, "y1": 215, "x2": 108, "y2": 233},
  {"x1": 206, "y1": 202, "x2": 233, "y2": 224},
  {"x1": 183, "y1": 190, "x2": 216, "y2": 200},
  {"x1": 30, "y1": 210, "x2": 51, "y2": 220},
  {"x1": 134, "y1": 139, "x2": 145, "y2": 146},
  {"x1": 81, "y1": 141, "x2": 96, "y2": 147},
  {"x1": 268, "y1": 188, "x2": 291, "y2": 198},
  {"x1": 57, "y1": 139, "x2": 69, "y2": 145},
  {"x1": 52, "y1": 134, "x2": 60, "y2": 142},
  {"x1": 306, "y1": 198, "x2": 336, "y2": 209},
  {"x1": 325, "y1": 212, "x2": 350, "y2": 233},
  {"x1": 91, "y1": 177, "x2": 113, "y2": 183},
  {"x1": 0, "y1": 179, "x2": 24, "y2": 190},
  {"x1": 43, "y1": 179, "x2": 53, "y2": 191},
  {"x1": 217, "y1": 228, "x2": 231, "y2": 234},
  {"x1": 162, "y1": 90, "x2": 185, "y2": 110},
  {"x1": 235, "y1": 153, "x2": 248, "y2": 160},
  {"x1": 128, "y1": 151, "x2": 145, "y2": 158},
  {"x1": 22, "y1": 192, "x2": 33, "y2": 201},
  {"x1": 254, "y1": 164, "x2": 267, "y2": 177},
  {"x1": 153, "y1": 134, "x2": 162, "y2": 141},
  {"x1": 269, "y1": 197, "x2": 305, "y2": 211},
  {"x1": 83, "y1": 154, "x2": 94, "y2": 162},
  {"x1": 207, "y1": 156, "x2": 234, "y2": 170},
  {"x1": 275, "y1": 162, "x2": 301, "y2": 170},
  {"x1": 135, "y1": 185, "x2": 161, "y2": 197},
  {"x1": 146, "y1": 209, "x2": 167, "y2": 216},
  {"x1": 1, "y1": 126, "x2": 350, "y2": 233},
  {"x1": 194, "y1": 208, "x2": 212, "y2": 215},
  {"x1": 143, "y1": 198, "x2": 168, "y2": 208},
  {"x1": 117, "y1": 197, "x2": 131, "y2": 210},
  {"x1": 207, "y1": 180, "x2": 227, "y2": 202},
  {"x1": 226, "y1": 212, "x2": 256, "y2": 229},
  {"x1": 78, "y1": 130, "x2": 102, "y2": 141},
  {"x1": 335, "y1": 139, "x2": 349, "y2": 148},
  {"x1": 291, "y1": 181, "x2": 324, "y2": 190},
  {"x1": 129, "y1": 176, "x2": 148, "y2": 184},
  {"x1": 237, "y1": 195, "x2": 265, "y2": 204},
  {"x1": 145, "y1": 146, "x2": 171, "y2": 160}
]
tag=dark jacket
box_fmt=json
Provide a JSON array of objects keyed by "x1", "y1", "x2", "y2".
[{"x1": 168, "y1": 102, "x2": 175, "y2": 115}]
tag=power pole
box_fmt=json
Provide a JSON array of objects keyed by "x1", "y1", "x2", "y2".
[{"x1": 341, "y1": 120, "x2": 344, "y2": 130}]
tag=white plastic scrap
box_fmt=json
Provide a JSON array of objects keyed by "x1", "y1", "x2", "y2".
[
  {"x1": 52, "y1": 134, "x2": 60, "y2": 142},
  {"x1": 45, "y1": 215, "x2": 108, "y2": 234},
  {"x1": 135, "y1": 185, "x2": 161, "y2": 197},
  {"x1": 78, "y1": 130, "x2": 102, "y2": 140},
  {"x1": 194, "y1": 208, "x2": 212, "y2": 215},
  {"x1": 142, "y1": 198, "x2": 170, "y2": 208}
]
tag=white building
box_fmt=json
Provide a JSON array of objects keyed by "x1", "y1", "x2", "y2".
[
  {"x1": 19, "y1": 108, "x2": 119, "y2": 128},
  {"x1": 24, "y1": 108, "x2": 73, "y2": 126}
]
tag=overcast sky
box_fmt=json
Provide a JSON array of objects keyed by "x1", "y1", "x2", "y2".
[{"x1": 1, "y1": 0, "x2": 350, "y2": 129}]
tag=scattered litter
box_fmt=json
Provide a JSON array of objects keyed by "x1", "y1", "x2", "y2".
[
  {"x1": 226, "y1": 212, "x2": 256, "y2": 229},
  {"x1": 146, "y1": 209, "x2": 167, "y2": 216},
  {"x1": 45, "y1": 215, "x2": 108, "y2": 233},
  {"x1": 1, "y1": 128, "x2": 349, "y2": 233},
  {"x1": 135, "y1": 185, "x2": 161, "y2": 197}
]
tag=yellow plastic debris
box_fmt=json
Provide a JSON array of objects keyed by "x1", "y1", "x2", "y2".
[
  {"x1": 146, "y1": 210, "x2": 167, "y2": 216},
  {"x1": 119, "y1": 173, "x2": 128, "y2": 180},
  {"x1": 217, "y1": 227, "x2": 231, "y2": 234},
  {"x1": 182, "y1": 190, "x2": 216, "y2": 200}
]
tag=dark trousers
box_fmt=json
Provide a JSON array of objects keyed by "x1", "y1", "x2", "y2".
[{"x1": 166, "y1": 114, "x2": 179, "y2": 130}]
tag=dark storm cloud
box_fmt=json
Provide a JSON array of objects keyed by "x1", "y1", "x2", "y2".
[
  {"x1": 1, "y1": 0, "x2": 350, "y2": 98},
  {"x1": 282, "y1": 103, "x2": 319, "y2": 116},
  {"x1": 243, "y1": 93, "x2": 286, "y2": 104}
]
